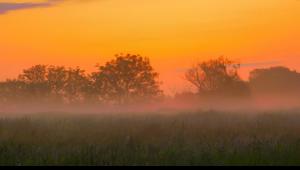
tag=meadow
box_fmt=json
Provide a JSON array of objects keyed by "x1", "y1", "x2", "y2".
[{"x1": 0, "y1": 110, "x2": 300, "y2": 166}]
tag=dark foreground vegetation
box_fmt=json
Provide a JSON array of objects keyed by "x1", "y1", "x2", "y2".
[{"x1": 1, "y1": 111, "x2": 300, "y2": 166}]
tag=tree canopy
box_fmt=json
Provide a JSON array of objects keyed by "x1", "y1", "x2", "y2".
[
  {"x1": 91, "y1": 54, "x2": 162, "y2": 104},
  {"x1": 249, "y1": 66, "x2": 300, "y2": 97},
  {"x1": 0, "y1": 54, "x2": 162, "y2": 106}
]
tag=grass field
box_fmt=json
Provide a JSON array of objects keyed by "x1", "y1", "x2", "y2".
[{"x1": 1, "y1": 111, "x2": 300, "y2": 166}]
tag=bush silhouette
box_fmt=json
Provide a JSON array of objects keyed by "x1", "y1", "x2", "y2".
[{"x1": 249, "y1": 66, "x2": 300, "y2": 98}]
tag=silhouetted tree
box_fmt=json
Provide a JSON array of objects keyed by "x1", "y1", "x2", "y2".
[
  {"x1": 91, "y1": 54, "x2": 162, "y2": 104},
  {"x1": 0, "y1": 79, "x2": 28, "y2": 104},
  {"x1": 4, "y1": 65, "x2": 92, "y2": 104},
  {"x1": 47, "y1": 66, "x2": 68, "y2": 102},
  {"x1": 19, "y1": 65, "x2": 48, "y2": 83},
  {"x1": 63, "y1": 67, "x2": 90, "y2": 104},
  {"x1": 249, "y1": 66, "x2": 300, "y2": 97},
  {"x1": 185, "y1": 57, "x2": 249, "y2": 98},
  {"x1": 18, "y1": 65, "x2": 51, "y2": 102}
]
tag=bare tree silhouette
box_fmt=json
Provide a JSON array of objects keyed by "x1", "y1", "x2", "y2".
[{"x1": 185, "y1": 57, "x2": 249, "y2": 98}]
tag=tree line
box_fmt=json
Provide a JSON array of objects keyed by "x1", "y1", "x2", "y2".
[
  {"x1": 182, "y1": 56, "x2": 300, "y2": 104},
  {"x1": 0, "y1": 54, "x2": 162, "y2": 105},
  {"x1": 1, "y1": 54, "x2": 300, "y2": 106}
]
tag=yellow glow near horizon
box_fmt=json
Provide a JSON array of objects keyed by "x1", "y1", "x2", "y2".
[{"x1": 0, "y1": 0, "x2": 300, "y2": 93}]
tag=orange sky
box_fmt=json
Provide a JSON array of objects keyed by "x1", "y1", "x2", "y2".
[{"x1": 0, "y1": 0, "x2": 300, "y2": 94}]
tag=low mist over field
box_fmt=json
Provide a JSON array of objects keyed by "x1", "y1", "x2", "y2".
[{"x1": 1, "y1": 111, "x2": 300, "y2": 166}]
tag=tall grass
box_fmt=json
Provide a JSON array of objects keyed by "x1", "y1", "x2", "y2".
[{"x1": 0, "y1": 111, "x2": 300, "y2": 165}]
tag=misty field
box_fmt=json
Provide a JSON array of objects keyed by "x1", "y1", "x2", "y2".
[{"x1": 1, "y1": 111, "x2": 300, "y2": 166}]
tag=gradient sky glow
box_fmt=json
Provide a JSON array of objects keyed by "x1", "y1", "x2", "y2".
[{"x1": 0, "y1": 0, "x2": 300, "y2": 94}]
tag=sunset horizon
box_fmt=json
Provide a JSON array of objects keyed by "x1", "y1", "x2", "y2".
[{"x1": 1, "y1": 0, "x2": 300, "y2": 94}]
